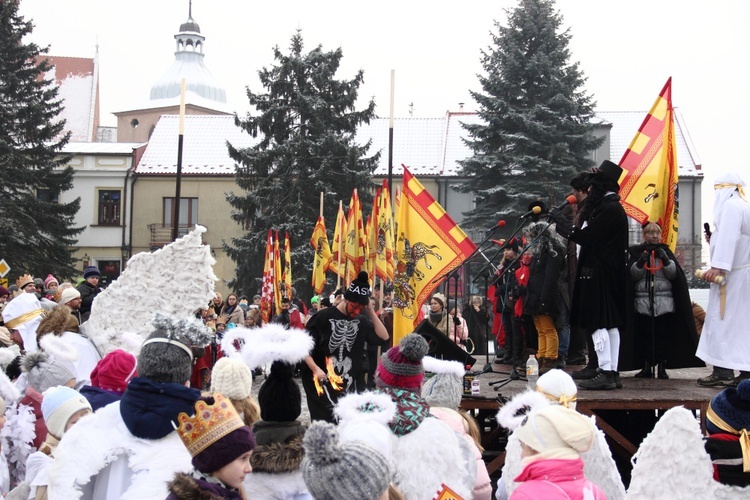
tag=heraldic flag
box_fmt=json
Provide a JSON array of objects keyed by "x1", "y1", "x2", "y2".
[
  {"x1": 310, "y1": 216, "x2": 332, "y2": 294},
  {"x1": 392, "y1": 166, "x2": 477, "y2": 343},
  {"x1": 618, "y1": 77, "x2": 679, "y2": 251}
]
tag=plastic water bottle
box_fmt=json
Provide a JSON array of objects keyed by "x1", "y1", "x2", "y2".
[{"x1": 526, "y1": 354, "x2": 539, "y2": 390}]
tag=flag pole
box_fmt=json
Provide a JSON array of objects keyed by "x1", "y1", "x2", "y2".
[
  {"x1": 336, "y1": 200, "x2": 343, "y2": 291},
  {"x1": 319, "y1": 192, "x2": 324, "y2": 217},
  {"x1": 387, "y1": 69, "x2": 395, "y2": 199},
  {"x1": 172, "y1": 79, "x2": 186, "y2": 241}
]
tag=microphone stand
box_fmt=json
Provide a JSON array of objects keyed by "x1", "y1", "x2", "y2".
[
  {"x1": 473, "y1": 214, "x2": 533, "y2": 279},
  {"x1": 475, "y1": 270, "x2": 494, "y2": 375},
  {"x1": 432, "y1": 221, "x2": 507, "y2": 285}
]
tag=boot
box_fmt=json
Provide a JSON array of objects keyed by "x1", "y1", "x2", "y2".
[
  {"x1": 657, "y1": 362, "x2": 669, "y2": 380},
  {"x1": 633, "y1": 361, "x2": 653, "y2": 378},
  {"x1": 614, "y1": 371, "x2": 622, "y2": 389},
  {"x1": 540, "y1": 357, "x2": 556, "y2": 375},
  {"x1": 578, "y1": 370, "x2": 617, "y2": 390},
  {"x1": 572, "y1": 363, "x2": 599, "y2": 380}
]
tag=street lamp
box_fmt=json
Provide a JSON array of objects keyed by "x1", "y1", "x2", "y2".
[{"x1": 121, "y1": 244, "x2": 130, "y2": 270}]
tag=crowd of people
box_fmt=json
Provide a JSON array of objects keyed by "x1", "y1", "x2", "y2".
[{"x1": 0, "y1": 165, "x2": 746, "y2": 498}]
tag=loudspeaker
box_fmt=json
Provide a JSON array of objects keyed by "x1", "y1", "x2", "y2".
[{"x1": 415, "y1": 319, "x2": 477, "y2": 367}]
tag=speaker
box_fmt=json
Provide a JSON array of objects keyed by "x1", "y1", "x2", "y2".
[{"x1": 415, "y1": 319, "x2": 477, "y2": 367}]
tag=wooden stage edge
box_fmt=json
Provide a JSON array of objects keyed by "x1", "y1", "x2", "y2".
[{"x1": 458, "y1": 363, "x2": 720, "y2": 475}]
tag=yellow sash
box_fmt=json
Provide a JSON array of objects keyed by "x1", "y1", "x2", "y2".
[{"x1": 707, "y1": 404, "x2": 750, "y2": 472}]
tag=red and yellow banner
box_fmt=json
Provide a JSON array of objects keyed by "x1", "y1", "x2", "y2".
[
  {"x1": 283, "y1": 231, "x2": 292, "y2": 296},
  {"x1": 392, "y1": 166, "x2": 477, "y2": 343},
  {"x1": 260, "y1": 229, "x2": 275, "y2": 323},
  {"x1": 375, "y1": 180, "x2": 395, "y2": 281},
  {"x1": 618, "y1": 77, "x2": 679, "y2": 251},
  {"x1": 344, "y1": 189, "x2": 366, "y2": 284},
  {"x1": 310, "y1": 216, "x2": 332, "y2": 293},
  {"x1": 329, "y1": 201, "x2": 347, "y2": 280}
]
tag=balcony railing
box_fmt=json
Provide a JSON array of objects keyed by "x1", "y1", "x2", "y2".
[{"x1": 147, "y1": 224, "x2": 196, "y2": 249}]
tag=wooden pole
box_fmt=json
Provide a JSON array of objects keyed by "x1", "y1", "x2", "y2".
[
  {"x1": 172, "y1": 79, "x2": 187, "y2": 241},
  {"x1": 387, "y1": 70, "x2": 395, "y2": 199}
]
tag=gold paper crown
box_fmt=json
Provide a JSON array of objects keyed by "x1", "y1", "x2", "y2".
[
  {"x1": 175, "y1": 393, "x2": 244, "y2": 457},
  {"x1": 16, "y1": 274, "x2": 34, "y2": 289}
]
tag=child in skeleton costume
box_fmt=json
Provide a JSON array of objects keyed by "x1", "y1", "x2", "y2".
[
  {"x1": 302, "y1": 272, "x2": 389, "y2": 423},
  {"x1": 46, "y1": 314, "x2": 212, "y2": 499},
  {"x1": 168, "y1": 393, "x2": 256, "y2": 500},
  {"x1": 373, "y1": 334, "x2": 476, "y2": 500},
  {"x1": 421, "y1": 356, "x2": 492, "y2": 499},
  {"x1": 496, "y1": 369, "x2": 624, "y2": 500},
  {"x1": 36, "y1": 305, "x2": 102, "y2": 388},
  {"x1": 26, "y1": 386, "x2": 92, "y2": 499},
  {"x1": 217, "y1": 323, "x2": 313, "y2": 498}
]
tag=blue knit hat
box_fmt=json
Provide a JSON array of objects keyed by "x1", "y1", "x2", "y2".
[
  {"x1": 83, "y1": 266, "x2": 100, "y2": 279},
  {"x1": 706, "y1": 379, "x2": 750, "y2": 435}
]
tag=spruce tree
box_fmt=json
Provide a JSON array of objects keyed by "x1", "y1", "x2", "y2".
[
  {"x1": 458, "y1": 0, "x2": 603, "y2": 229},
  {"x1": 226, "y1": 31, "x2": 378, "y2": 297},
  {"x1": 0, "y1": 2, "x2": 82, "y2": 280}
]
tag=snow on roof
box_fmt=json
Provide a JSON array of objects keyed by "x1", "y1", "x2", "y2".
[
  {"x1": 44, "y1": 56, "x2": 98, "y2": 142},
  {"x1": 136, "y1": 115, "x2": 255, "y2": 175},
  {"x1": 63, "y1": 142, "x2": 145, "y2": 154},
  {"x1": 596, "y1": 108, "x2": 702, "y2": 177}
]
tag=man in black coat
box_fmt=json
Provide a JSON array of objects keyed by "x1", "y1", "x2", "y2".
[{"x1": 550, "y1": 161, "x2": 629, "y2": 390}]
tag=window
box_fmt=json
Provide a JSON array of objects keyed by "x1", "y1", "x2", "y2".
[
  {"x1": 163, "y1": 197, "x2": 199, "y2": 228},
  {"x1": 37, "y1": 189, "x2": 59, "y2": 204},
  {"x1": 98, "y1": 189, "x2": 122, "y2": 226}
]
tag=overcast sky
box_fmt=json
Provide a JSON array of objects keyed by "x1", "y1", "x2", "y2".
[{"x1": 18, "y1": 0, "x2": 750, "y2": 226}]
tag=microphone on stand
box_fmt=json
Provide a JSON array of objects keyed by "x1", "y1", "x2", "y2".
[
  {"x1": 551, "y1": 194, "x2": 578, "y2": 213},
  {"x1": 519, "y1": 206, "x2": 543, "y2": 219},
  {"x1": 485, "y1": 219, "x2": 507, "y2": 234}
]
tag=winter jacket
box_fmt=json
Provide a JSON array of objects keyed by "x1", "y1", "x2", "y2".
[
  {"x1": 511, "y1": 458, "x2": 606, "y2": 500},
  {"x1": 244, "y1": 435, "x2": 311, "y2": 499},
  {"x1": 629, "y1": 246, "x2": 677, "y2": 317},
  {"x1": 119, "y1": 377, "x2": 201, "y2": 440},
  {"x1": 75, "y1": 281, "x2": 100, "y2": 317},
  {"x1": 166, "y1": 472, "x2": 246, "y2": 499},
  {"x1": 493, "y1": 257, "x2": 519, "y2": 314},
  {"x1": 79, "y1": 385, "x2": 122, "y2": 412},
  {"x1": 220, "y1": 305, "x2": 245, "y2": 327},
  {"x1": 523, "y1": 250, "x2": 563, "y2": 317}
]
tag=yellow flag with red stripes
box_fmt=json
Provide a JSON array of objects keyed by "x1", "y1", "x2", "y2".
[
  {"x1": 309, "y1": 216, "x2": 332, "y2": 294},
  {"x1": 392, "y1": 167, "x2": 477, "y2": 343},
  {"x1": 618, "y1": 78, "x2": 679, "y2": 251},
  {"x1": 344, "y1": 189, "x2": 366, "y2": 284},
  {"x1": 274, "y1": 230, "x2": 283, "y2": 312},
  {"x1": 376, "y1": 180, "x2": 395, "y2": 281},
  {"x1": 329, "y1": 201, "x2": 347, "y2": 279}
]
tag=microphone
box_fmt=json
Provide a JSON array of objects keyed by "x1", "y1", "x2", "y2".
[
  {"x1": 484, "y1": 219, "x2": 507, "y2": 234},
  {"x1": 519, "y1": 206, "x2": 543, "y2": 219},
  {"x1": 552, "y1": 194, "x2": 578, "y2": 212},
  {"x1": 703, "y1": 222, "x2": 712, "y2": 239}
]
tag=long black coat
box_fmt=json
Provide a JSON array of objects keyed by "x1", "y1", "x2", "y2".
[
  {"x1": 523, "y1": 249, "x2": 563, "y2": 317},
  {"x1": 567, "y1": 194, "x2": 629, "y2": 331}
]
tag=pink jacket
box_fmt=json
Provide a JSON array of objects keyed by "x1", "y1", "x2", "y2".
[{"x1": 511, "y1": 458, "x2": 606, "y2": 500}]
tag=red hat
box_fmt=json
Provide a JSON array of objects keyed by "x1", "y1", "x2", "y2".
[{"x1": 90, "y1": 349, "x2": 138, "y2": 393}]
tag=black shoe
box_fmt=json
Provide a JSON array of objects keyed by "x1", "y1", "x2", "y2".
[
  {"x1": 697, "y1": 373, "x2": 734, "y2": 387},
  {"x1": 579, "y1": 370, "x2": 617, "y2": 390},
  {"x1": 728, "y1": 375, "x2": 750, "y2": 388},
  {"x1": 572, "y1": 365, "x2": 599, "y2": 380},
  {"x1": 555, "y1": 358, "x2": 567, "y2": 369},
  {"x1": 613, "y1": 371, "x2": 622, "y2": 388},
  {"x1": 657, "y1": 363, "x2": 669, "y2": 380},
  {"x1": 633, "y1": 362, "x2": 653, "y2": 378}
]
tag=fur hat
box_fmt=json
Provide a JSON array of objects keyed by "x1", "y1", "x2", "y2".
[
  {"x1": 596, "y1": 160, "x2": 624, "y2": 185},
  {"x1": 22, "y1": 351, "x2": 75, "y2": 393},
  {"x1": 211, "y1": 357, "x2": 253, "y2": 400},
  {"x1": 83, "y1": 266, "x2": 100, "y2": 279},
  {"x1": 44, "y1": 274, "x2": 59, "y2": 288},
  {"x1": 176, "y1": 394, "x2": 256, "y2": 474},
  {"x1": 375, "y1": 333, "x2": 428, "y2": 391},
  {"x1": 57, "y1": 287, "x2": 81, "y2": 305},
  {"x1": 431, "y1": 293, "x2": 446, "y2": 308},
  {"x1": 37, "y1": 305, "x2": 75, "y2": 337},
  {"x1": 421, "y1": 356, "x2": 465, "y2": 410},
  {"x1": 257, "y1": 361, "x2": 301, "y2": 422},
  {"x1": 302, "y1": 421, "x2": 391, "y2": 500},
  {"x1": 706, "y1": 379, "x2": 750, "y2": 436},
  {"x1": 16, "y1": 274, "x2": 34, "y2": 290},
  {"x1": 514, "y1": 405, "x2": 595, "y2": 460},
  {"x1": 222, "y1": 323, "x2": 313, "y2": 370},
  {"x1": 344, "y1": 271, "x2": 371, "y2": 305},
  {"x1": 41, "y1": 386, "x2": 91, "y2": 439},
  {"x1": 90, "y1": 349, "x2": 138, "y2": 393}
]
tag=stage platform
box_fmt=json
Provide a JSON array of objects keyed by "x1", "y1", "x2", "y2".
[{"x1": 459, "y1": 363, "x2": 721, "y2": 479}]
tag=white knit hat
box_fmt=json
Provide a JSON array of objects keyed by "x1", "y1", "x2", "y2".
[
  {"x1": 210, "y1": 357, "x2": 253, "y2": 400},
  {"x1": 420, "y1": 356, "x2": 465, "y2": 410},
  {"x1": 514, "y1": 405, "x2": 595, "y2": 460},
  {"x1": 536, "y1": 369, "x2": 578, "y2": 410},
  {"x1": 57, "y1": 287, "x2": 81, "y2": 305}
]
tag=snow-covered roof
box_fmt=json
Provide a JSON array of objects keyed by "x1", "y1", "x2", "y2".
[
  {"x1": 44, "y1": 56, "x2": 99, "y2": 142},
  {"x1": 136, "y1": 115, "x2": 255, "y2": 175},
  {"x1": 63, "y1": 142, "x2": 144, "y2": 154}
]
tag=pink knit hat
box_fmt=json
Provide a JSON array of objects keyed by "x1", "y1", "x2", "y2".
[
  {"x1": 90, "y1": 349, "x2": 138, "y2": 393},
  {"x1": 375, "y1": 334, "x2": 428, "y2": 391},
  {"x1": 44, "y1": 274, "x2": 59, "y2": 288}
]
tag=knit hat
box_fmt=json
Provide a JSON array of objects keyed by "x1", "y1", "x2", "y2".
[
  {"x1": 44, "y1": 274, "x2": 59, "y2": 288},
  {"x1": 706, "y1": 379, "x2": 750, "y2": 436},
  {"x1": 320, "y1": 297, "x2": 332, "y2": 307},
  {"x1": 310, "y1": 295, "x2": 319, "y2": 304},
  {"x1": 0, "y1": 286, "x2": 9, "y2": 298},
  {"x1": 375, "y1": 333, "x2": 428, "y2": 391},
  {"x1": 421, "y1": 356, "x2": 465, "y2": 410},
  {"x1": 83, "y1": 266, "x2": 100, "y2": 279},
  {"x1": 431, "y1": 293, "x2": 446, "y2": 308},
  {"x1": 536, "y1": 369, "x2": 578, "y2": 410},
  {"x1": 175, "y1": 393, "x2": 256, "y2": 474},
  {"x1": 90, "y1": 349, "x2": 138, "y2": 393},
  {"x1": 257, "y1": 361, "x2": 301, "y2": 422},
  {"x1": 344, "y1": 271, "x2": 371, "y2": 305},
  {"x1": 57, "y1": 287, "x2": 81, "y2": 305},
  {"x1": 41, "y1": 386, "x2": 92, "y2": 439},
  {"x1": 211, "y1": 357, "x2": 253, "y2": 400},
  {"x1": 514, "y1": 405, "x2": 595, "y2": 460},
  {"x1": 21, "y1": 351, "x2": 76, "y2": 393},
  {"x1": 302, "y1": 421, "x2": 391, "y2": 500}
]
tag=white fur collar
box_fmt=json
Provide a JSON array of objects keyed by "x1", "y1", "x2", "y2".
[
  {"x1": 422, "y1": 356, "x2": 465, "y2": 377},
  {"x1": 222, "y1": 323, "x2": 313, "y2": 369},
  {"x1": 243, "y1": 470, "x2": 310, "y2": 499}
]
